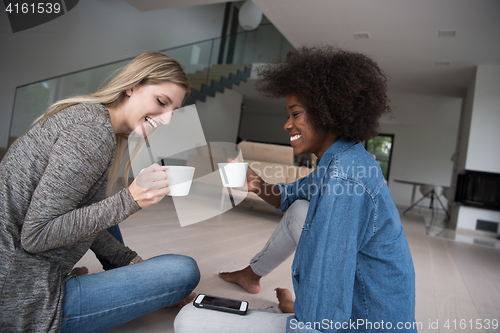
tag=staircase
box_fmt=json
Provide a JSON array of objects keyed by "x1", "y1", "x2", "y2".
[
  {"x1": 184, "y1": 64, "x2": 251, "y2": 105},
  {"x1": 9, "y1": 25, "x2": 294, "y2": 141}
]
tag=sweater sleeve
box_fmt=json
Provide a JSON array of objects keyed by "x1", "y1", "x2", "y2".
[
  {"x1": 91, "y1": 230, "x2": 138, "y2": 267},
  {"x1": 20, "y1": 122, "x2": 141, "y2": 253}
]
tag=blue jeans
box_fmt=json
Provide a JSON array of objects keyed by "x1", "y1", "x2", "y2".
[{"x1": 61, "y1": 254, "x2": 200, "y2": 333}]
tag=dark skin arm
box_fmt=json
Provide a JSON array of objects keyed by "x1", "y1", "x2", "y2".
[
  {"x1": 243, "y1": 165, "x2": 282, "y2": 208},
  {"x1": 228, "y1": 158, "x2": 282, "y2": 207}
]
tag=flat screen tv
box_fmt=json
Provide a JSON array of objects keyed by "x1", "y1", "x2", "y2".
[{"x1": 454, "y1": 170, "x2": 500, "y2": 211}]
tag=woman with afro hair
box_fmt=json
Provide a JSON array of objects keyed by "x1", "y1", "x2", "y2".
[{"x1": 175, "y1": 46, "x2": 416, "y2": 333}]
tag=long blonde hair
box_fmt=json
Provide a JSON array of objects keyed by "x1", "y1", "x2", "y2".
[{"x1": 33, "y1": 51, "x2": 190, "y2": 192}]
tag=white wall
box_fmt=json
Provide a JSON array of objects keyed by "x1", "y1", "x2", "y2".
[
  {"x1": 465, "y1": 65, "x2": 500, "y2": 173},
  {"x1": 455, "y1": 71, "x2": 476, "y2": 174},
  {"x1": 0, "y1": 0, "x2": 225, "y2": 147},
  {"x1": 380, "y1": 92, "x2": 462, "y2": 206},
  {"x1": 456, "y1": 206, "x2": 500, "y2": 232},
  {"x1": 454, "y1": 65, "x2": 500, "y2": 232},
  {"x1": 196, "y1": 88, "x2": 243, "y2": 144}
]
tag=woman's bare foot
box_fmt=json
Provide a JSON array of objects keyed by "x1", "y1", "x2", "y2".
[
  {"x1": 218, "y1": 266, "x2": 261, "y2": 294},
  {"x1": 168, "y1": 292, "x2": 197, "y2": 308},
  {"x1": 70, "y1": 266, "x2": 88, "y2": 276},
  {"x1": 275, "y1": 288, "x2": 294, "y2": 313}
]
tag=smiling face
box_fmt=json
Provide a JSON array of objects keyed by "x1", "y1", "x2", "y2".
[
  {"x1": 111, "y1": 81, "x2": 186, "y2": 136},
  {"x1": 284, "y1": 94, "x2": 339, "y2": 159}
]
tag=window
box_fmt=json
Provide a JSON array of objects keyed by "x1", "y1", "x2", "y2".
[{"x1": 365, "y1": 134, "x2": 394, "y2": 183}]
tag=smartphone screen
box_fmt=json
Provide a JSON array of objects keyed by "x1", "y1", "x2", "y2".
[
  {"x1": 194, "y1": 294, "x2": 248, "y2": 315},
  {"x1": 201, "y1": 295, "x2": 242, "y2": 309}
]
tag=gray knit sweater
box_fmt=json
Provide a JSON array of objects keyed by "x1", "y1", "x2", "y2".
[{"x1": 0, "y1": 103, "x2": 141, "y2": 332}]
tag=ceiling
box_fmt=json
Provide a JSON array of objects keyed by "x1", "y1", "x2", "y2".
[{"x1": 124, "y1": 0, "x2": 500, "y2": 98}]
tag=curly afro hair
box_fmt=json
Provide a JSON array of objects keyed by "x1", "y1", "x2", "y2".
[{"x1": 255, "y1": 45, "x2": 390, "y2": 142}]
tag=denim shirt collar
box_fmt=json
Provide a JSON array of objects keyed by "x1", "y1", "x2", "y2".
[
  {"x1": 322, "y1": 137, "x2": 357, "y2": 158},
  {"x1": 315, "y1": 137, "x2": 357, "y2": 170}
]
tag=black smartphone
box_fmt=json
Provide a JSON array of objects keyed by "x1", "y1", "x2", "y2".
[{"x1": 193, "y1": 294, "x2": 248, "y2": 315}]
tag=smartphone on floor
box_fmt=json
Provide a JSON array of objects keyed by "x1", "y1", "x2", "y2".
[{"x1": 193, "y1": 294, "x2": 248, "y2": 315}]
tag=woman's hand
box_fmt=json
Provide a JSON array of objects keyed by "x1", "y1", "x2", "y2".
[
  {"x1": 228, "y1": 158, "x2": 282, "y2": 207},
  {"x1": 242, "y1": 164, "x2": 264, "y2": 194},
  {"x1": 128, "y1": 163, "x2": 169, "y2": 208},
  {"x1": 227, "y1": 159, "x2": 263, "y2": 194}
]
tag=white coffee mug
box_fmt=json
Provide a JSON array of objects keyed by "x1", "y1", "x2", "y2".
[
  {"x1": 165, "y1": 166, "x2": 195, "y2": 196},
  {"x1": 218, "y1": 163, "x2": 248, "y2": 188}
]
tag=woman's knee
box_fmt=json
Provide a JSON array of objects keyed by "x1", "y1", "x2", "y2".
[
  {"x1": 283, "y1": 200, "x2": 309, "y2": 226},
  {"x1": 282, "y1": 200, "x2": 309, "y2": 242},
  {"x1": 287, "y1": 200, "x2": 309, "y2": 216},
  {"x1": 149, "y1": 254, "x2": 200, "y2": 287},
  {"x1": 181, "y1": 255, "x2": 201, "y2": 286}
]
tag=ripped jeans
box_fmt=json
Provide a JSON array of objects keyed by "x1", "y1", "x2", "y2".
[{"x1": 250, "y1": 200, "x2": 309, "y2": 277}]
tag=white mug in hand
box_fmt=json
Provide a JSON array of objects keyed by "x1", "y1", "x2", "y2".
[
  {"x1": 164, "y1": 166, "x2": 195, "y2": 196},
  {"x1": 218, "y1": 163, "x2": 248, "y2": 188}
]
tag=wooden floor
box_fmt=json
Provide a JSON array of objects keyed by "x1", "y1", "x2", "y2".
[{"x1": 76, "y1": 198, "x2": 500, "y2": 333}]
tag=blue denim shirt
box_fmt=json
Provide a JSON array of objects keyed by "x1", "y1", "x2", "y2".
[{"x1": 276, "y1": 138, "x2": 416, "y2": 333}]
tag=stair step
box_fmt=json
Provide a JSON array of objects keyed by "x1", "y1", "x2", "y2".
[
  {"x1": 187, "y1": 64, "x2": 250, "y2": 90},
  {"x1": 184, "y1": 64, "x2": 251, "y2": 105},
  {"x1": 188, "y1": 64, "x2": 249, "y2": 76}
]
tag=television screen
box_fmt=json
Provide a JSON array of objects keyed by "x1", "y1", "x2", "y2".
[{"x1": 455, "y1": 170, "x2": 500, "y2": 211}]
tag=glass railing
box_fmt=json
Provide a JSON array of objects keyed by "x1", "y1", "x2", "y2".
[{"x1": 8, "y1": 24, "x2": 294, "y2": 142}]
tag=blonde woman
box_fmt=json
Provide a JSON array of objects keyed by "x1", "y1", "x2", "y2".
[{"x1": 0, "y1": 52, "x2": 200, "y2": 332}]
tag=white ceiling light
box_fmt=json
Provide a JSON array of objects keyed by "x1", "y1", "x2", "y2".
[
  {"x1": 438, "y1": 30, "x2": 457, "y2": 37},
  {"x1": 435, "y1": 61, "x2": 451, "y2": 66},
  {"x1": 353, "y1": 32, "x2": 371, "y2": 39},
  {"x1": 239, "y1": 0, "x2": 262, "y2": 31}
]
